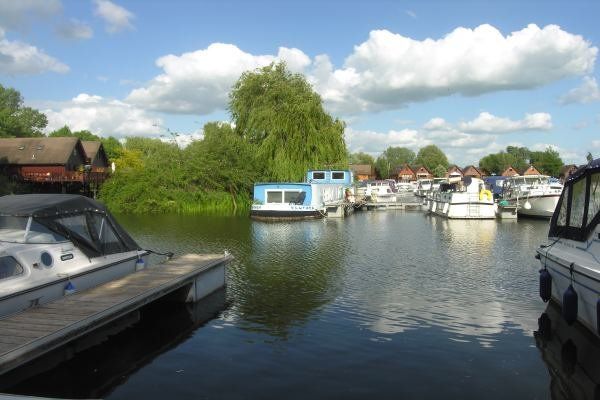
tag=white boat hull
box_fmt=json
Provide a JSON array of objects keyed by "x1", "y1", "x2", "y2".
[
  {"x1": 516, "y1": 195, "x2": 560, "y2": 218},
  {"x1": 0, "y1": 252, "x2": 147, "y2": 319},
  {"x1": 428, "y1": 191, "x2": 496, "y2": 219}
]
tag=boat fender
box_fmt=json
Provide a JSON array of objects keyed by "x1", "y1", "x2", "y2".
[
  {"x1": 64, "y1": 281, "x2": 76, "y2": 295},
  {"x1": 562, "y1": 285, "x2": 578, "y2": 326},
  {"x1": 479, "y1": 189, "x2": 492, "y2": 201},
  {"x1": 560, "y1": 339, "x2": 577, "y2": 377},
  {"x1": 536, "y1": 312, "x2": 552, "y2": 341},
  {"x1": 135, "y1": 257, "x2": 145, "y2": 271},
  {"x1": 539, "y1": 269, "x2": 552, "y2": 302}
]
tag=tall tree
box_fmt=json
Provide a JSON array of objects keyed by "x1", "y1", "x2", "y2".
[
  {"x1": 229, "y1": 62, "x2": 347, "y2": 181},
  {"x1": 0, "y1": 84, "x2": 47, "y2": 137},
  {"x1": 382, "y1": 146, "x2": 415, "y2": 169},
  {"x1": 375, "y1": 155, "x2": 391, "y2": 179},
  {"x1": 349, "y1": 152, "x2": 375, "y2": 165},
  {"x1": 433, "y1": 164, "x2": 447, "y2": 178},
  {"x1": 479, "y1": 152, "x2": 517, "y2": 175},
  {"x1": 530, "y1": 147, "x2": 563, "y2": 177},
  {"x1": 506, "y1": 146, "x2": 531, "y2": 172},
  {"x1": 415, "y1": 145, "x2": 448, "y2": 171}
]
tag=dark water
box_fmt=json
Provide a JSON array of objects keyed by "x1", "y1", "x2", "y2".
[{"x1": 2, "y1": 211, "x2": 598, "y2": 399}]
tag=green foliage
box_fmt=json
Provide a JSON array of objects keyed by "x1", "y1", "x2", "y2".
[
  {"x1": 375, "y1": 155, "x2": 391, "y2": 179},
  {"x1": 530, "y1": 147, "x2": 563, "y2": 177},
  {"x1": 383, "y1": 147, "x2": 416, "y2": 168},
  {"x1": 415, "y1": 145, "x2": 448, "y2": 171},
  {"x1": 229, "y1": 62, "x2": 347, "y2": 181},
  {"x1": 479, "y1": 152, "x2": 517, "y2": 175},
  {"x1": 433, "y1": 164, "x2": 447, "y2": 178},
  {"x1": 100, "y1": 136, "x2": 123, "y2": 160},
  {"x1": 587, "y1": 152, "x2": 594, "y2": 163},
  {"x1": 505, "y1": 146, "x2": 530, "y2": 172},
  {"x1": 0, "y1": 84, "x2": 47, "y2": 137},
  {"x1": 48, "y1": 125, "x2": 100, "y2": 141},
  {"x1": 349, "y1": 152, "x2": 375, "y2": 165}
]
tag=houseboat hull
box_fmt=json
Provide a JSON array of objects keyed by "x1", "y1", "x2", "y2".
[
  {"x1": 430, "y1": 199, "x2": 496, "y2": 219},
  {"x1": 250, "y1": 206, "x2": 324, "y2": 221}
]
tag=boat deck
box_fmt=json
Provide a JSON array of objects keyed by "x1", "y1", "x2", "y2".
[{"x1": 0, "y1": 253, "x2": 232, "y2": 375}]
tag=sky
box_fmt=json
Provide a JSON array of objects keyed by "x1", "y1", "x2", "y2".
[{"x1": 1, "y1": 0, "x2": 599, "y2": 166}]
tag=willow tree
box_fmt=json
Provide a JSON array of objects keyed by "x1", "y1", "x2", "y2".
[{"x1": 229, "y1": 62, "x2": 347, "y2": 182}]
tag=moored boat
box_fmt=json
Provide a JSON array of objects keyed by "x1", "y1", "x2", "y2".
[
  {"x1": 0, "y1": 194, "x2": 149, "y2": 319},
  {"x1": 536, "y1": 158, "x2": 600, "y2": 336},
  {"x1": 428, "y1": 177, "x2": 496, "y2": 219},
  {"x1": 501, "y1": 175, "x2": 563, "y2": 218}
]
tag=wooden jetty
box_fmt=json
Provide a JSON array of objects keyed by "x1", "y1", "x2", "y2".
[{"x1": 0, "y1": 253, "x2": 232, "y2": 375}]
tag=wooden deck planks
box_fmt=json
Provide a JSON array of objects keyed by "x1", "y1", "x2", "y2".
[{"x1": 0, "y1": 253, "x2": 231, "y2": 375}]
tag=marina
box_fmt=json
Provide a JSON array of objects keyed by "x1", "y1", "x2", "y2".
[{"x1": 0, "y1": 208, "x2": 583, "y2": 399}]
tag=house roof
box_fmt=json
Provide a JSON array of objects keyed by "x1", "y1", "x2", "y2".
[
  {"x1": 462, "y1": 165, "x2": 482, "y2": 175},
  {"x1": 349, "y1": 164, "x2": 373, "y2": 175},
  {"x1": 0, "y1": 137, "x2": 83, "y2": 165},
  {"x1": 82, "y1": 141, "x2": 108, "y2": 165},
  {"x1": 394, "y1": 163, "x2": 415, "y2": 174}
]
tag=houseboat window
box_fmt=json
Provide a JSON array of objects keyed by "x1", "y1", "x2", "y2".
[
  {"x1": 570, "y1": 178, "x2": 586, "y2": 228},
  {"x1": 556, "y1": 186, "x2": 569, "y2": 228},
  {"x1": 588, "y1": 172, "x2": 600, "y2": 227},
  {"x1": 284, "y1": 191, "x2": 302, "y2": 203},
  {"x1": 0, "y1": 256, "x2": 23, "y2": 280},
  {"x1": 266, "y1": 191, "x2": 283, "y2": 203},
  {"x1": 332, "y1": 172, "x2": 345, "y2": 180},
  {"x1": 312, "y1": 172, "x2": 325, "y2": 180}
]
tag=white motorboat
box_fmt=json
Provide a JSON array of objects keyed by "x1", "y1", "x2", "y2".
[
  {"x1": 415, "y1": 179, "x2": 432, "y2": 197},
  {"x1": 428, "y1": 177, "x2": 496, "y2": 219},
  {"x1": 365, "y1": 180, "x2": 397, "y2": 202},
  {"x1": 536, "y1": 159, "x2": 600, "y2": 336},
  {"x1": 501, "y1": 175, "x2": 563, "y2": 218},
  {"x1": 0, "y1": 194, "x2": 150, "y2": 318}
]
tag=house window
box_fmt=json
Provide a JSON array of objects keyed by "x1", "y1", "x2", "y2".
[
  {"x1": 332, "y1": 172, "x2": 345, "y2": 180},
  {"x1": 266, "y1": 191, "x2": 283, "y2": 203},
  {"x1": 312, "y1": 172, "x2": 325, "y2": 180}
]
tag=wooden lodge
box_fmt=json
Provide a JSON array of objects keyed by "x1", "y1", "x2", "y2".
[
  {"x1": 462, "y1": 165, "x2": 486, "y2": 179},
  {"x1": 0, "y1": 137, "x2": 109, "y2": 194},
  {"x1": 394, "y1": 164, "x2": 416, "y2": 182},
  {"x1": 501, "y1": 166, "x2": 520, "y2": 177},
  {"x1": 522, "y1": 165, "x2": 542, "y2": 175},
  {"x1": 414, "y1": 166, "x2": 433, "y2": 180},
  {"x1": 446, "y1": 165, "x2": 463, "y2": 179},
  {"x1": 349, "y1": 164, "x2": 375, "y2": 181}
]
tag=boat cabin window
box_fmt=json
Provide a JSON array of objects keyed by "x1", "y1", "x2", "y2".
[
  {"x1": 57, "y1": 214, "x2": 93, "y2": 243},
  {"x1": 0, "y1": 216, "x2": 66, "y2": 244},
  {"x1": 570, "y1": 178, "x2": 586, "y2": 228},
  {"x1": 332, "y1": 172, "x2": 345, "y2": 180},
  {"x1": 312, "y1": 172, "x2": 325, "y2": 180},
  {"x1": 266, "y1": 191, "x2": 283, "y2": 203},
  {"x1": 266, "y1": 190, "x2": 303, "y2": 204},
  {"x1": 0, "y1": 256, "x2": 23, "y2": 280},
  {"x1": 589, "y1": 173, "x2": 600, "y2": 229},
  {"x1": 89, "y1": 213, "x2": 126, "y2": 254}
]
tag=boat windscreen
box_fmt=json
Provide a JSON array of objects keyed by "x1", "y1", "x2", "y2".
[
  {"x1": 0, "y1": 216, "x2": 66, "y2": 244},
  {"x1": 0, "y1": 194, "x2": 140, "y2": 257},
  {"x1": 549, "y1": 159, "x2": 600, "y2": 241}
]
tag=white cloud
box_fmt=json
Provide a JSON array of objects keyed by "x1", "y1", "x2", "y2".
[
  {"x1": 43, "y1": 93, "x2": 161, "y2": 137},
  {"x1": 560, "y1": 76, "x2": 600, "y2": 104},
  {"x1": 0, "y1": 0, "x2": 62, "y2": 32},
  {"x1": 0, "y1": 29, "x2": 69, "y2": 74},
  {"x1": 94, "y1": 0, "x2": 134, "y2": 33},
  {"x1": 405, "y1": 10, "x2": 417, "y2": 19},
  {"x1": 56, "y1": 18, "x2": 93, "y2": 40},
  {"x1": 530, "y1": 143, "x2": 584, "y2": 164},
  {"x1": 345, "y1": 127, "x2": 426, "y2": 155},
  {"x1": 126, "y1": 43, "x2": 311, "y2": 114},
  {"x1": 457, "y1": 112, "x2": 552, "y2": 133},
  {"x1": 125, "y1": 24, "x2": 596, "y2": 117},
  {"x1": 318, "y1": 24, "x2": 596, "y2": 114},
  {"x1": 591, "y1": 140, "x2": 600, "y2": 149}
]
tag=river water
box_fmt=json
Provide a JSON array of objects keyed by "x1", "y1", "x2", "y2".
[{"x1": 2, "y1": 210, "x2": 597, "y2": 399}]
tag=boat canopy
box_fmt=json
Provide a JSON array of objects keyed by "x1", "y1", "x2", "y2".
[
  {"x1": 549, "y1": 158, "x2": 600, "y2": 241},
  {"x1": 0, "y1": 194, "x2": 140, "y2": 258}
]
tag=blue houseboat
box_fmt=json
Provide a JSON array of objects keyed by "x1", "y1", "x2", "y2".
[{"x1": 250, "y1": 170, "x2": 353, "y2": 220}]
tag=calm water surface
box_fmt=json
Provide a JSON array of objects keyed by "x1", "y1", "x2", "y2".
[{"x1": 3, "y1": 211, "x2": 597, "y2": 399}]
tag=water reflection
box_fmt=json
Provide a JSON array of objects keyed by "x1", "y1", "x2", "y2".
[
  {"x1": 338, "y1": 213, "x2": 545, "y2": 346},
  {"x1": 1, "y1": 290, "x2": 227, "y2": 399},
  {"x1": 230, "y1": 220, "x2": 346, "y2": 338},
  {"x1": 535, "y1": 302, "x2": 600, "y2": 400}
]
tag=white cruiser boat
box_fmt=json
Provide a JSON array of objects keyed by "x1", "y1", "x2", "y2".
[
  {"x1": 501, "y1": 175, "x2": 563, "y2": 218},
  {"x1": 364, "y1": 180, "x2": 397, "y2": 203},
  {"x1": 0, "y1": 194, "x2": 149, "y2": 318},
  {"x1": 428, "y1": 177, "x2": 496, "y2": 219},
  {"x1": 536, "y1": 159, "x2": 600, "y2": 336}
]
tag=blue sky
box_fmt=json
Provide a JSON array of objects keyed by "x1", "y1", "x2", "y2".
[{"x1": 1, "y1": 0, "x2": 599, "y2": 166}]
